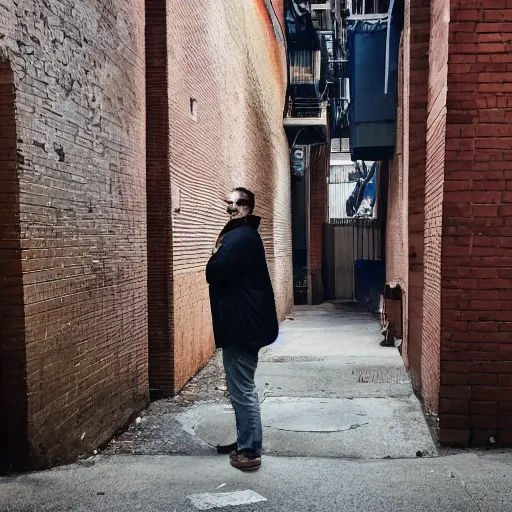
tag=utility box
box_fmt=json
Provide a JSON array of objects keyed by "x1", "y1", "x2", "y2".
[{"x1": 346, "y1": 16, "x2": 400, "y2": 161}]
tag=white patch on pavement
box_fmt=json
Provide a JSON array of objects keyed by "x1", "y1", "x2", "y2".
[{"x1": 187, "y1": 490, "x2": 267, "y2": 510}]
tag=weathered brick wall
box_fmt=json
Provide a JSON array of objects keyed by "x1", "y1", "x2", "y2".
[
  {"x1": 0, "y1": 0, "x2": 148, "y2": 468},
  {"x1": 407, "y1": 0, "x2": 430, "y2": 390},
  {"x1": 386, "y1": 18, "x2": 410, "y2": 357},
  {"x1": 165, "y1": 0, "x2": 293, "y2": 392},
  {"x1": 420, "y1": 0, "x2": 449, "y2": 415},
  {"x1": 438, "y1": 0, "x2": 512, "y2": 446}
]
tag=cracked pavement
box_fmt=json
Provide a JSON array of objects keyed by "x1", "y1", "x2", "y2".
[{"x1": 105, "y1": 304, "x2": 436, "y2": 459}]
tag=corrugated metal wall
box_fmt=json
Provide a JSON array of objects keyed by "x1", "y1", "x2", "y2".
[
  {"x1": 329, "y1": 182, "x2": 356, "y2": 219},
  {"x1": 328, "y1": 162, "x2": 377, "y2": 220},
  {"x1": 323, "y1": 219, "x2": 382, "y2": 301},
  {"x1": 328, "y1": 164, "x2": 354, "y2": 219}
]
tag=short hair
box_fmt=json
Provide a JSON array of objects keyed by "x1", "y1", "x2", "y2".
[{"x1": 233, "y1": 187, "x2": 255, "y2": 213}]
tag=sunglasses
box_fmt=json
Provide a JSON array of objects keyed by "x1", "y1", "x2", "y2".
[{"x1": 224, "y1": 199, "x2": 251, "y2": 207}]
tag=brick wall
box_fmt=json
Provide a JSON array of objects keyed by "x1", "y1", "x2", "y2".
[
  {"x1": 438, "y1": 0, "x2": 512, "y2": 446},
  {"x1": 163, "y1": 0, "x2": 292, "y2": 392},
  {"x1": 382, "y1": 0, "x2": 512, "y2": 445},
  {"x1": 0, "y1": 0, "x2": 148, "y2": 469},
  {"x1": 386, "y1": 21, "x2": 410, "y2": 356},
  {"x1": 420, "y1": 0, "x2": 449, "y2": 415},
  {"x1": 407, "y1": 0, "x2": 430, "y2": 390}
]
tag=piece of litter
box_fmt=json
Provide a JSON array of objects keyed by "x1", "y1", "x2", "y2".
[
  {"x1": 187, "y1": 490, "x2": 267, "y2": 510},
  {"x1": 135, "y1": 417, "x2": 142, "y2": 425},
  {"x1": 216, "y1": 483, "x2": 226, "y2": 489}
]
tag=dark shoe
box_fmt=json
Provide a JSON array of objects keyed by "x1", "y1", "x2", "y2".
[
  {"x1": 229, "y1": 452, "x2": 261, "y2": 471},
  {"x1": 216, "y1": 442, "x2": 238, "y2": 454}
]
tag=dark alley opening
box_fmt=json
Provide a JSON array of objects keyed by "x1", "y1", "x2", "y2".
[
  {"x1": 0, "y1": 59, "x2": 28, "y2": 472},
  {"x1": 146, "y1": 0, "x2": 174, "y2": 398}
]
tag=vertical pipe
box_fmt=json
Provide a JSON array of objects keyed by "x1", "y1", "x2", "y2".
[{"x1": 384, "y1": 0, "x2": 396, "y2": 94}]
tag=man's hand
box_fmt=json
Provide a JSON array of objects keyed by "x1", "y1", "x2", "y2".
[{"x1": 212, "y1": 236, "x2": 224, "y2": 255}]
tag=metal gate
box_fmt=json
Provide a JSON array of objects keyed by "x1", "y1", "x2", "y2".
[{"x1": 323, "y1": 219, "x2": 382, "y2": 301}]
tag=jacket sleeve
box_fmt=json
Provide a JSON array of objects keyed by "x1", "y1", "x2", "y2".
[{"x1": 206, "y1": 230, "x2": 257, "y2": 286}]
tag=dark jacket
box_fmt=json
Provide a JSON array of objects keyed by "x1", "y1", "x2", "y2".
[{"x1": 206, "y1": 216, "x2": 279, "y2": 354}]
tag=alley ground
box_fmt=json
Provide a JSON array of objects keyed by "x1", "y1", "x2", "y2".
[{"x1": 2, "y1": 305, "x2": 512, "y2": 511}]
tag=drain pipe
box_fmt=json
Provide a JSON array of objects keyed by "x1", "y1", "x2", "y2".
[{"x1": 384, "y1": 0, "x2": 396, "y2": 95}]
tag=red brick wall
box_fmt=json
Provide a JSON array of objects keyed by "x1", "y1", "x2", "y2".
[
  {"x1": 438, "y1": 0, "x2": 512, "y2": 446},
  {"x1": 1, "y1": 0, "x2": 148, "y2": 469},
  {"x1": 386, "y1": 24, "x2": 409, "y2": 357},
  {"x1": 407, "y1": 0, "x2": 430, "y2": 390},
  {"x1": 420, "y1": 0, "x2": 449, "y2": 415},
  {"x1": 166, "y1": 1, "x2": 292, "y2": 392}
]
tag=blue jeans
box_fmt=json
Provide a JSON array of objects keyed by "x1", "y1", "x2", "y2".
[{"x1": 222, "y1": 347, "x2": 262, "y2": 457}]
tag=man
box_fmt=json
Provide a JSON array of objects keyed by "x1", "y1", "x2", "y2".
[{"x1": 206, "y1": 187, "x2": 279, "y2": 470}]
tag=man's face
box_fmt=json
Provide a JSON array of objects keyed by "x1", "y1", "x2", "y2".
[{"x1": 225, "y1": 190, "x2": 251, "y2": 220}]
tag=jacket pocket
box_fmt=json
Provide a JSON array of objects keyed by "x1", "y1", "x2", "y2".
[{"x1": 219, "y1": 298, "x2": 249, "y2": 344}]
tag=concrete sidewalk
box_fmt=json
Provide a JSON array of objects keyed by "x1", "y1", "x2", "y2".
[
  {"x1": 104, "y1": 304, "x2": 436, "y2": 459},
  {"x1": 2, "y1": 452, "x2": 512, "y2": 511}
]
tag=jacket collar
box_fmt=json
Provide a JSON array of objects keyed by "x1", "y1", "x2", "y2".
[{"x1": 219, "y1": 215, "x2": 261, "y2": 238}]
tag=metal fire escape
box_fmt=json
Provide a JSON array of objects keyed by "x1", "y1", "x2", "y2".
[
  {"x1": 283, "y1": 0, "x2": 349, "y2": 148},
  {"x1": 283, "y1": 0, "x2": 401, "y2": 157}
]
